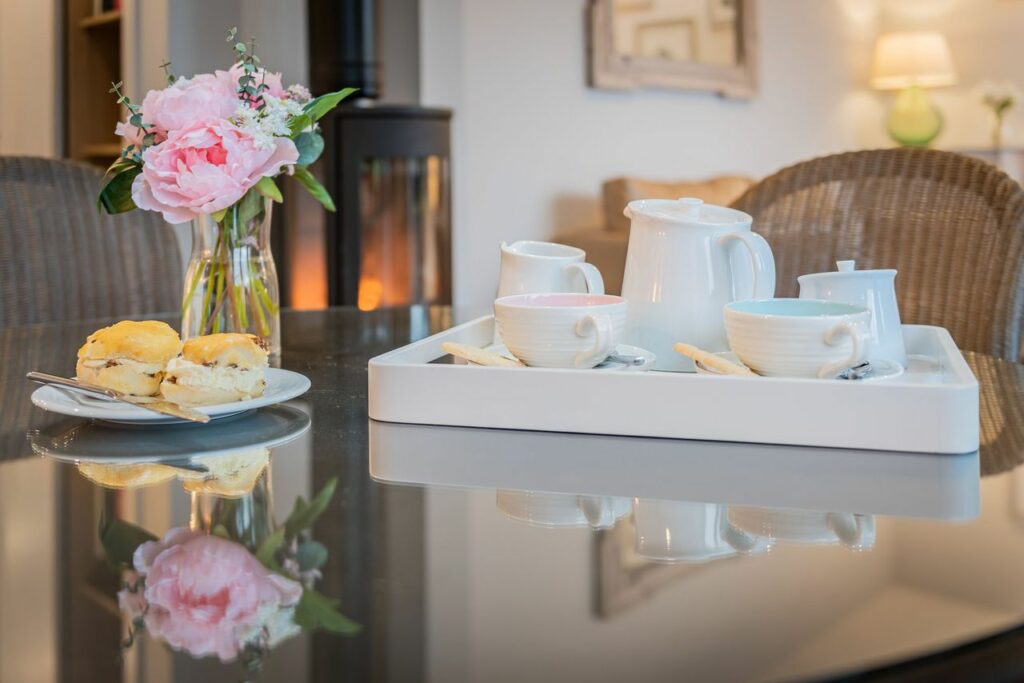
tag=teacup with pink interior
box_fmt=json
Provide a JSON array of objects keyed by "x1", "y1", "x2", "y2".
[{"x1": 494, "y1": 293, "x2": 627, "y2": 369}]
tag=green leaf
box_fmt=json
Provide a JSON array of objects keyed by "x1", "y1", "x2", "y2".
[
  {"x1": 291, "y1": 167, "x2": 336, "y2": 212},
  {"x1": 211, "y1": 524, "x2": 231, "y2": 539},
  {"x1": 99, "y1": 515, "x2": 157, "y2": 570},
  {"x1": 284, "y1": 477, "x2": 338, "y2": 537},
  {"x1": 211, "y1": 208, "x2": 228, "y2": 223},
  {"x1": 294, "y1": 589, "x2": 361, "y2": 635},
  {"x1": 254, "y1": 176, "x2": 283, "y2": 203},
  {"x1": 98, "y1": 166, "x2": 142, "y2": 214},
  {"x1": 256, "y1": 528, "x2": 286, "y2": 569},
  {"x1": 296, "y1": 541, "x2": 328, "y2": 571},
  {"x1": 226, "y1": 187, "x2": 266, "y2": 227},
  {"x1": 294, "y1": 132, "x2": 324, "y2": 166},
  {"x1": 288, "y1": 113, "x2": 313, "y2": 136},
  {"x1": 304, "y1": 88, "x2": 358, "y2": 123}
]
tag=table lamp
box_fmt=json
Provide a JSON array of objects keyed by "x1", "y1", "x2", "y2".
[{"x1": 871, "y1": 31, "x2": 957, "y2": 147}]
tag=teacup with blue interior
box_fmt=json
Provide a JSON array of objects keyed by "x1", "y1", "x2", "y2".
[
  {"x1": 723, "y1": 299, "x2": 871, "y2": 378},
  {"x1": 494, "y1": 293, "x2": 627, "y2": 369}
]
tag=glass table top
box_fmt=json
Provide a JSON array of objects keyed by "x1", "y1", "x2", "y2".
[{"x1": 1, "y1": 307, "x2": 1023, "y2": 683}]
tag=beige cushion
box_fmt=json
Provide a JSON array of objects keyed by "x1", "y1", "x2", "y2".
[{"x1": 602, "y1": 175, "x2": 756, "y2": 232}]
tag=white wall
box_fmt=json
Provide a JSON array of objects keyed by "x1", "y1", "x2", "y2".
[
  {"x1": 419, "y1": 0, "x2": 882, "y2": 307},
  {"x1": 0, "y1": 0, "x2": 60, "y2": 156}
]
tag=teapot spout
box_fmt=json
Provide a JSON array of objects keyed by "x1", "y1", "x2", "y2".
[{"x1": 623, "y1": 206, "x2": 632, "y2": 219}]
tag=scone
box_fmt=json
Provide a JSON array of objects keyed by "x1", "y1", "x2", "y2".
[
  {"x1": 77, "y1": 462, "x2": 181, "y2": 489},
  {"x1": 182, "y1": 449, "x2": 271, "y2": 498},
  {"x1": 160, "y1": 333, "x2": 269, "y2": 405},
  {"x1": 77, "y1": 320, "x2": 183, "y2": 397}
]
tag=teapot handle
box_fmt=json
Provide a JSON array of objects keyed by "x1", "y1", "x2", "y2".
[{"x1": 719, "y1": 232, "x2": 776, "y2": 301}]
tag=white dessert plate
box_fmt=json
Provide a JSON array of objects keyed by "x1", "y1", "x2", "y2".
[
  {"x1": 30, "y1": 368, "x2": 311, "y2": 425},
  {"x1": 484, "y1": 343, "x2": 655, "y2": 371}
]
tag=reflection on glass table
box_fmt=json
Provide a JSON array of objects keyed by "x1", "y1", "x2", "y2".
[
  {"x1": 33, "y1": 405, "x2": 361, "y2": 679},
  {"x1": 368, "y1": 419, "x2": 1021, "y2": 681}
]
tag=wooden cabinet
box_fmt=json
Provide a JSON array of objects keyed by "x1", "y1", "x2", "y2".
[{"x1": 63, "y1": 0, "x2": 123, "y2": 166}]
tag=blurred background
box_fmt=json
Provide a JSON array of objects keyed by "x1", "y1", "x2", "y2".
[{"x1": 1, "y1": 0, "x2": 1021, "y2": 312}]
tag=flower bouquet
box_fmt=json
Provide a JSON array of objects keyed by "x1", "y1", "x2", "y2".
[
  {"x1": 101, "y1": 475, "x2": 358, "y2": 672},
  {"x1": 98, "y1": 29, "x2": 355, "y2": 357}
]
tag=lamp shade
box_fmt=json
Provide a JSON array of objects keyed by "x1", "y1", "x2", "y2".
[{"x1": 871, "y1": 31, "x2": 957, "y2": 90}]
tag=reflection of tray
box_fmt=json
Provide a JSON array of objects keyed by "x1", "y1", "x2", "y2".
[
  {"x1": 368, "y1": 421, "x2": 979, "y2": 520},
  {"x1": 368, "y1": 317, "x2": 979, "y2": 454}
]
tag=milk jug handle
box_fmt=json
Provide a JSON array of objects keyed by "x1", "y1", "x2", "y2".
[
  {"x1": 564, "y1": 262, "x2": 605, "y2": 295},
  {"x1": 719, "y1": 232, "x2": 776, "y2": 300}
]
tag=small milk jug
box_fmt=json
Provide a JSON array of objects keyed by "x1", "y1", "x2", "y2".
[
  {"x1": 797, "y1": 260, "x2": 907, "y2": 368},
  {"x1": 620, "y1": 198, "x2": 775, "y2": 372}
]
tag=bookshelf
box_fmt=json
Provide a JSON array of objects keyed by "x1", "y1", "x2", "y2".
[{"x1": 64, "y1": 0, "x2": 123, "y2": 166}]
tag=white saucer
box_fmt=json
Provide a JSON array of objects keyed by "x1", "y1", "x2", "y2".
[
  {"x1": 30, "y1": 368, "x2": 311, "y2": 425},
  {"x1": 485, "y1": 343, "x2": 655, "y2": 371}
]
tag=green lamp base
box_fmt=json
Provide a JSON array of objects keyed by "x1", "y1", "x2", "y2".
[{"x1": 887, "y1": 84, "x2": 943, "y2": 148}]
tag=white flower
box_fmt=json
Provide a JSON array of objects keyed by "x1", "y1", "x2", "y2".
[
  {"x1": 974, "y1": 80, "x2": 1024, "y2": 112},
  {"x1": 230, "y1": 98, "x2": 294, "y2": 150},
  {"x1": 286, "y1": 84, "x2": 312, "y2": 104}
]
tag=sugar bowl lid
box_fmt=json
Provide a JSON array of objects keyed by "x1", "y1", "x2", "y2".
[{"x1": 624, "y1": 197, "x2": 752, "y2": 227}]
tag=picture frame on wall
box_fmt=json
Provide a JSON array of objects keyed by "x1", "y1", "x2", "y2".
[
  {"x1": 709, "y1": 0, "x2": 738, "y2": 26},
  {"x1": 588, "y1": 0, "x2": 758, "y2": 98},
  {"x1": 635, "y1": 19, "x2": 697, "y2": 62}
]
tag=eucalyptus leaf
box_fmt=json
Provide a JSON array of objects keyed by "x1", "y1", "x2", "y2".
[
  {"x1": 255, "y1": 176, "x2": 283, "y2": 203},
  {"x1": 98, "y1": 166, "x2": 141, "y2": 214},
  {"x1": 284, "y1": 477, "x2": 338, "y2": 537},
  {"x1": 294, "y1": 588, "x2": 361, "y2": 635},
  {"x1": 292, "y1": 167, "x2": 336, "y2": 212},
  {"x1": 296, "y1": 541, "x2": 328, "y2": 571},
  {"x1": 294, "y1": 132, "x2": 324, "y2": 166},
  {"x1": 99, "y1": 515, "x2": 157, "y2": 570}
]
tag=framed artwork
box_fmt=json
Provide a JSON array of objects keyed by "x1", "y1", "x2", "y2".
[
  {"x1": 635, "y1": 19, "x2": 697, "y2": 61},
  {"x1": 588, "y1": 0, "x2": 758, "y2": 98},
  {"x1": 709, "y1": 0, "x2": 738, "y2": 26}
]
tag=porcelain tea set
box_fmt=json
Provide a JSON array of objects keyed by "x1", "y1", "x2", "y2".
[{"x1": 486, "y1": 197, "x2": 907, "y2": 381}]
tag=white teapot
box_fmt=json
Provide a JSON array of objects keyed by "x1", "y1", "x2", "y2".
[
  {"x1": 620, "y1": 198, "x2": 776, "y2": 371},
  {"x1": 797, "y1": 260, "x2": 907, "y2": 368}
]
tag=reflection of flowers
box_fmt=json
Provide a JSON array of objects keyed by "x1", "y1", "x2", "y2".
[
  {"x1": 119, "y1": 528, "x2": 302, "y2": 662},
  {"x1": 101, "y1": 477, "x2": 358, "y2": 672}
]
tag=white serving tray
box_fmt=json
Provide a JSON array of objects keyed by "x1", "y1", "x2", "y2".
[{"x1": 367, "y1": 317, "x2": 979, "y2": 454}]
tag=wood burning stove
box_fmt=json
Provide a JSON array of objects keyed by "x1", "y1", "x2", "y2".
[{"x1": 309, "y1": 0, "x2": 452, "y2": 310}]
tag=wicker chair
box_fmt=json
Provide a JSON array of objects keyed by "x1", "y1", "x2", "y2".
[
  {"x1": 0, "y1": 156, "x2": 182, "y2": 327},
  {"x1": 732, "y1": 149, "x2": 1024, "y2": 361}
]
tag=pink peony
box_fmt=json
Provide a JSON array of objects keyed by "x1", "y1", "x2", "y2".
[
  {"x1": 121, "y1": 528, "x2": 303, "y2": 662},
  {"x1": 131, "y1": 119, "x2": 298, "y2": 223},
  {"x1": 140, "y1": 74, "x2": 240, "y2": 136},
  {"x1": 225, "y1": 62, "x2": 287, "y2": 99}
]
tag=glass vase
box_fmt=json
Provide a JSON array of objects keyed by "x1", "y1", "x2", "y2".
[
  {"x1": 189, "y1": 455, "x2": 275, "y2": 553},
  {"x1": 181, "y1": 193, "x2": 281, "y2": 360}
]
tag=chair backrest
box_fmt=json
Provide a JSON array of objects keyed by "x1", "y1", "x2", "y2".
[
  {"x1": 0, "y1": 156, "x2": 183, "y2": 327},
  {"x1": 732, "y1": 149, "x2": 1024, "y2": 360}
]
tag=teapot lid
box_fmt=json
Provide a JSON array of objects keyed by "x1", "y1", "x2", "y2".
[{"x1": 624, "y1": 197, "x2": 752, "y2": 227}]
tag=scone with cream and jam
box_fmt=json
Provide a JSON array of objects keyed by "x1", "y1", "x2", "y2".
[
  {"x1": 76, "y1": 320, "x2": 183, "y2": 397},
  {"x1": 160, "y1": 333, "x2": 269, "y2": 405}
]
